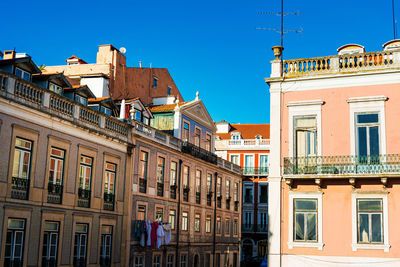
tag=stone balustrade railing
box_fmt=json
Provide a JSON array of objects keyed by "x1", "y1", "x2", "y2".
[
  {"x1": 0, "y1": 70, "x2": 130, "y2": 142},
  {"x1": 283, "y1": 49, "x2": 400, "y2": 77}
]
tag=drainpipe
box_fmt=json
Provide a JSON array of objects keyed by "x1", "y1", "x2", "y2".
[
  {"x1": 213, "y1": 171, "x2": 218, "y2": 267},
  {"x1": 175, "y1": 159, "x2": 183, "y2": 267}
]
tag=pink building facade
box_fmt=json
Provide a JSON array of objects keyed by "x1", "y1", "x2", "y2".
[{"x1": 266, "y1": 40, "x2": 400, "y2": 266}]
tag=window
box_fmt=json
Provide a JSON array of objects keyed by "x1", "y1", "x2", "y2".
[
  {"x1": 135, "y1": 256, "x2": 144, "y2": 267},
  {"x1": 294, "y1": 199, "x2": 317, "y2": 242},
  {"x1": 157, "y1": 157, "x2": 165, "y2": 197},
  {"x1": 75, "y1": 95, "x2": 88, "y2": 106},
  {"x1": 294, "y1": 117, "x2": 317, "y2": 157},
  {"x1": 194, "y1": 214, "x2": 201, "y2": 232},
  {"x1": 15, "y1": 67, "x2": 31, "y2": 81},
  {"x1": 153, "y1": 77, "x2": 158, "y2": 88},
  {"x1": 225, "y1": 219, "x2": 230, "y2": 234},
  {"x1": 183, "y1": 122, "x2": 189, "y2": 141},
  {"x1": 205, "y1": 253, "x2": 211, "y2": 267},
  {"x1": 226, "y1": 180, "x2": 231, "y2": 200},
  {"x1": 357, "y1": 199, "x2": 383, "y2": 244},
  {"x1": 104, "y1": 162, "x2": 116, "y2": 195},
  {"x1": 217, "y1": 177, "x2": 221, "y2": 197},
  {"x1": 74, "y1": 224, "x2": 88, "y2": 266},
  {"x1": 182, "y1": 212, "x2": 188, "y2": 231},
  {"x1": 233, "y1": 253, "x2": 238, "y2": 267},
  {"x1": 259, "y1": 155, "x2": 268, "y2": 174},
  {"x1": 206, "y1": 174, "x2": 212, "y2": 194},
  {"x1": 215, "y1": 253, "x2": 220, "y2": 267},
  {"x1": 206, "y1": 215, "x2": 211, "y2": 233},
  {"x1": 244, "y1": 155, "x2": 254, "y2": 174},
  {"x1": 153, "y1": 254, "x2": 161, "y2": 267},
  {"x1": 11, "y1": 137, "x2": 32, "y2": 200},
  {"x1": 230, "y1": 155, "x2": 239, "y2": 165},
  {"x1": 101, "y1": 106, "x2": 112, "y2": 116},
  {"x1": 167, "y1": 254, "x2": 174, "y2": 267},
  {"x1": 42, "y1": 221, "x2": 59, "y2": 267},
  {"x1": 78, "y1": 156, "x2": 92, "y2": 207},
  {"x1": 231, "y1": 132, "x2": 241, "y2": 140},
  {"x1": 100, "y1": 225, "x2": 113, "y2": 267},
  {"x1": 180, "y1": 254, "x2": 187, "y2": 267},
  {"x1": 156, "y1": 208, "x2": 163, "y2": 223},
  {"x1": 169, "y1": 210, "x2": 176, "y2": 230},
  {"x1": 195, "y1": 170, "x2": 201, "y2": 204},
  {"x1": 356, "y1": 113, "x2": 380, "y2": 160},
  {"x1": 234, "y1": 183, "x2": 238, "y2": 202},
  {"x1": 288, "y1": 191, "x2": 323, "y2": 250},
  {"x1": 183, "y1": 166, "x2": 189, "y2": 202},
  {"x1": 194, "y1": 128, "x2": 201, "y2": 147},
  {"x1": 259, "y1": 184, "x2": 268, "y2": 204},
  {"x1": 243, "y1": 212, "x2": 252, "y2": 230},
  {"x1": 243, "y1": 184, "x2": 253, "y2": 203},
  {"x1": 216, "y1": 217, "x2": 221, "y2": 234},
  {"x1": 139, "y1": 151, "x2": 148, "y2": 193},
  {"x1": 167, "y1": 86, "x2": 171, "y2": 96},
  {"x1": 206, "y1": 133, "x2": 212, "y2": 151},
  {"x1": 5, "y1": 219, "x2": 25, "y2": 266},
  {"x1": 170, "y1": 161, "x2": 177, "y2": 199},
  {"x1": 137, "y1": 205, "x2": 146, "y2": 221},
  {"x1": 49, "y1": 148, "x2": 65, "y2": 186},
  {"x1": 259, "y1": 212, "x2": 268, "y2": 232},
  {"x1": 233, "y1": 219, "x2": 238, "y2": 235},
  {"x1": 49, "y1": 82, "x2": 62, "y2": 94}
]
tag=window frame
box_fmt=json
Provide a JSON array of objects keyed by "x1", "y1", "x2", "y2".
[
  {"x1": 15, "y1": 67, "x2": 31, "y2": 81},
  {"x1": 351, "y1": 191, "x2": 389, "y2": 252},
  {"x1": 288, "y1": 191, "x2": 323, "y2": 250},
  {"x1": 182, "y1": 211, "x2": 189, "y2": 232}
]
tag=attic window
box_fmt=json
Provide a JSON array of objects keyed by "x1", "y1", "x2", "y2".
[
  {"x1": 153, "y1": 77, "x2": 158, "y2": 88},
  {"x1": 255, "y1": 135, "x2": 263, "y2": 140},
  {"x1": 231, "y1": 132, "x2": 241, "y2": 140},
  {"x1": 167, "y1": 86, "x2": 171, "y2": 96}
]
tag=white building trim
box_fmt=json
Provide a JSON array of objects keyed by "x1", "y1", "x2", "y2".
[
  {"x1": 348, "y1": 96, "x2": 387, "y2": 156},
  {"x1": 288, "y1": 101, "x2": 323, "y2": 157},
  {"x1": 288, "y1": 191, "x2": 324, "y2": 250},
  {"x1": 351, "y1": 191, "x2": 390, "y2": 252}
]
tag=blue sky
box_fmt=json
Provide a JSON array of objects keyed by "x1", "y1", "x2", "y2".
[{"x1": 2, "y1": 0, "x2": 398, "y2": 123}]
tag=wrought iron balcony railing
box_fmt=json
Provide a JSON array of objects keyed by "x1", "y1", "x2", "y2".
[
  {"x1": 139, "y1": 178, "x2": 147, "y2": 193},
  {"x1": 157, "y1": 182, "x2": 164, "y2": 197},
  {"x1": 234, "y1": 200, "x2": 239, "y2": 211},
  {"x1": 217, "y1": 195, "x2": 222, "y2": 208},
  {"x1": 195, "y1": 192, "x2": 201, "y2": 204},
  {"x1": 78, "y1": 188, "x2": 91, "y2": 208},
  {"x1": 47, "y1": 182, "x2": 63, "y2": 204},
  {"x1": 103, "y1": 192, "x2": 115, "y2": 211},
  {"x1": 284, "y1": 154, "x2": 400, "y2": 175},
  {"x1": 183, "y1": 185, "x2": 190, "y2": 202},
  {"x1": 170, "y1": 184, "x2": 177, "y2": 199},
  {"x1": 226, "y1": 197, "x2": 231, "y2": 210},
  {"x1": 207, "y1": 191, "x2": 212, "y2": 206},
  {"x1": 181, "y1": 141, "x2": 217, "y2": 164},
  {"x1": 11, "y1": 177, "x2": 29, "y2": 200},
  {"x1": 241, "y1": 224, "x2": 268, "y2": 233},
  {"x1": 241, "y1": 167, "x2": 269, "y2": 176}
]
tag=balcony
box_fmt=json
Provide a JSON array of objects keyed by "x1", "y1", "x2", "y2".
[
  {"x1": 207, "y1": 192, "x2": 213, "y2": 206},
  {"x1": 284, "y1": 155, "x2": 400, "y2": 176},
  {"x1": 242, "y1": 167, "x2": 269, "y2": 176},
  {"x1": 195, "y1": 192, "x2": 201, "y2": 204},
  {"x1": 242, "y1": 224, "x2": 268, "y2": 233},
  {"x1": 183, "y1": 185, "x2": 190, "y2": 202},
  {"x1": 234, "y1": 200, "x2": 239, "y2": 211},
  {"x1": 181, "y1": 141, "x2": 217, "y2": 164},
  {"x1": 217, "y1": 195, "x2": 222, "y2": 208},
  {"x1": 103, "y1": 192, "x2": 115, "y2": 211},
  {"x1": 170, "y1": 184, "x2": 177, "y2": 199},
  {"x1": 215, "y1": 139, "x2": 270, "y2": 151},
  {"x1": 47, "y1": 182, "x2": 63, "y2": 204},
  {"x1": 11, "y1": 177, "x2": 29, "y2": 200},
  {"x1": 139, "y1": 178, "x2": 147, "y2": 193},
  {"x1": 77, "y1": 188, "x2": 91, "y2": 208},
  {"x1": 157, "y1": 182, "x2": 164, "y2": 197},
  {"x1": 226, "y1": 197, "x2": 231, "y2": 210}
]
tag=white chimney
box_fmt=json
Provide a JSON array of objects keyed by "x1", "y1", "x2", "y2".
[{"x1": 119, "y1": 99, "x2": 126, "y2": 120}]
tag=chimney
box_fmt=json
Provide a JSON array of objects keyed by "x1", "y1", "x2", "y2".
[
  {"x1": 139, "y1": 61, "x2": 142, "y2": 68},
  {"x1": 3, "y1": 50, "x2": 16, "y2": 60}
]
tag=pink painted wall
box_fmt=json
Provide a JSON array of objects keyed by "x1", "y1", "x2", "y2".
[{"x1": 280, "y1": 83, "x2": 400, "y2": 159}]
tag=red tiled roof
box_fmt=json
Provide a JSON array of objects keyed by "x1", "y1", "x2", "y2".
[
  {"x1": 88, "y1": 97, "x2": 111, "y2": 102},
  {"x1": 66, "y1": 55, "x2": 87, "y2": 64},
  {"x1": 149, "y1": 101, "x2": 188, "y2": 112},
  {"x1": 216, "y1": 123, "x2": 270, "y2": 140},
  {"x1": 64, "y1": 85, "x2": 87, "y2": 90}
]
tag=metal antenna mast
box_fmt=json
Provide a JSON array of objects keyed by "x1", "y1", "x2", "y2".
[{"x1": 392, "y1": 0, "x2": 397, "y2": 39}]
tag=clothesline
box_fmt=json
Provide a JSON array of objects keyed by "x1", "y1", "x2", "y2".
[{"x1": 134, "y1": 220, "x2": 172, "y2": 248}]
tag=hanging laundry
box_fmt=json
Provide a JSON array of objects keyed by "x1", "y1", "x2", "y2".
[
  {"x1": 146, "y1": 221, "x2": 152, "y2": 246},
  {"x1": 157, "y1": 222, "x2": 165, "y2": 248},
  {"x1": 163, "y1": 223, "x2": 171, "y2": 245},
  {"x1": 151, "y1": 222, "x2": 159, "y2": 248},
  {"x1": 139, "y1": 221, "x2": 146, "y2": 247}
]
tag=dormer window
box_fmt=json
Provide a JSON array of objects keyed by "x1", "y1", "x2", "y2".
[
  {"x1": 49, "y1": 82, "x2": 63, "y2": 94},
  {"x1": 75, "y1": 95, "x2": 88, "y2": 106},
  {"x1": 255, "y1": 135, "x2": 263, "y2": 140},
  {"x1": 153, "y1": 77, "x2": 158, "y2": 88},
  {"x1": 231, "y1": 132, "x2": 241, "y2": 140},
  {"x1": 167, "y1": 86, "x2": 171, "y2": 96},
  {"x1": 101, "y1": 106, "x2": 112, "y2": 116},
  {"x1": 15, "y1": 67, "x2": 31, "y2": 81}
]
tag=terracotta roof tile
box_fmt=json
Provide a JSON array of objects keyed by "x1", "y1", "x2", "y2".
[
  {"x1": 88, "y1": 97, "x2": 111, "y2": 102},
  {"x1": 216, "y1": 123, "x2": 270, "y2": 139},
  {"x1": 149, "y1": 101, "x2": 188, "y2": 112}
]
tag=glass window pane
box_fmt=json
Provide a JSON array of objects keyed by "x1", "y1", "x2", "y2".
[
  {"x1": 369, "y1": 126, "x2": 380, "y2": 156},
  {"x1": 295, "y1": 213, "x2": 304, "y2": 240},
  {"x1": 358, "y1": 200, "x2": 382, "y2": 211},
  {"x1": 359, "y1": 214, "x2": 369, "y2": 242},
  {"x1": 295, "y1": 200, "x2": 317, "y2": 211},
  {"x1": 357, "y1": 114, "x2": 379, "y2": 124},
  {"x1": 295, "y1": 117, "x2": 316, "y2": 128},
  {"x1": 371, "y1": 214, "x2": 382, "y2": 243},
  {"x1": 357, "y1": 127, "x2": 367, "y2": 157},
  {"x1": 306, "y1": 213, "x2": 317, "y2": 241}
]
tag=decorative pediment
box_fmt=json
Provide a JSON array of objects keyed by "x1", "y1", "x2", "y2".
[{"x1": 181, "y1": 100, "x2": 216, "y2": 131}]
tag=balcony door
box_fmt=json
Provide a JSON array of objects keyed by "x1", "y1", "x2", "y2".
[
  {"x1": 356, "y1": 113, "x2": 380, "y2": 164},
  {"x1": 244, "y1": 155, "x2": 254, "y2": 175}
]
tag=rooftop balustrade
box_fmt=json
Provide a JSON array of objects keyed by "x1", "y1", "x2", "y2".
[
  {"x1": 284, "y1": 154, "x2": 400, "y2": 176},
  {"x1": 215, "y1": 138, "x2": 270, "y2": 151},
  {"x1": 282, "y1": 49, "x2": 400, "y2": 78}
]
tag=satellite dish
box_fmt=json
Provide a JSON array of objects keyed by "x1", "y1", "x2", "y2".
[{"x1": 119, "y1": 47, "x2": 127, "y2": 54}]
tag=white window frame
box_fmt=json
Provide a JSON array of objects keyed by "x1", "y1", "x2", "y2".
[
  {"x1": 351, "y1": 191, "x2": 389, "y2": 252},
  {"x1": 288, "y1": 191, "x2": 323, "y2": 250},
  {"x1": 347, "y1": 96, "x2": 387, "y2": 156},
  {"x1": 288, "y1": 100, "x2": 323, "y2": 158},
  {"x1": 229, "y1": 154, "x2": 240, "y2": 166}
]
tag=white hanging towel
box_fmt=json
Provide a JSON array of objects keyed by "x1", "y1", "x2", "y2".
[
  {"x1": 146, "y1": 221, "x2": 152, "y2": 246},
  {"x1": 156, "y1": 222, "x2": 165, "y2": 248}
]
